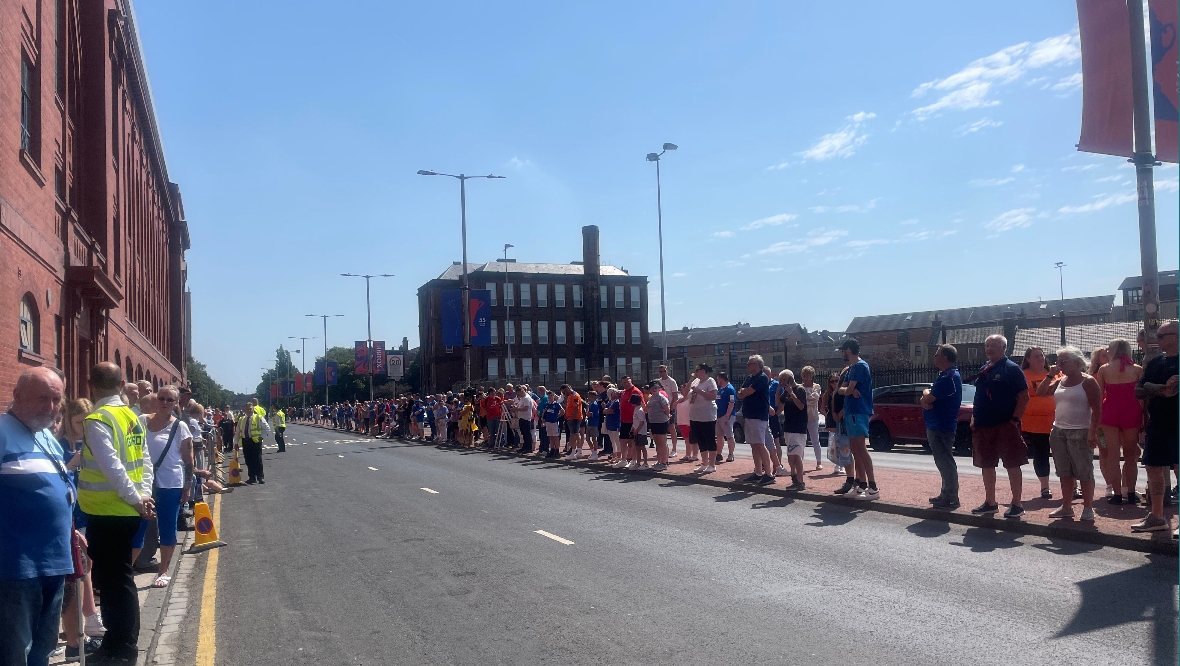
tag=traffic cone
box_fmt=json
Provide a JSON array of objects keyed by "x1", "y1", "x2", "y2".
[
  {"x1": 185, "y1": 501, "x2": 227, "y2": 553},
  {"x1": 229, "y1": 451, "x2": 243, "y2": 486}
]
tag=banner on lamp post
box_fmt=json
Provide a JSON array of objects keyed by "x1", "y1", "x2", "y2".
[
  {"x1": 441, "y1": 289, "x2": 491, "y2": 346},
  {"x1": 354, "y1": 341, "x2": 370, "y2": 375},
  {"x1": 372, "y1": 341, "x2": 387, "y2": 375}
]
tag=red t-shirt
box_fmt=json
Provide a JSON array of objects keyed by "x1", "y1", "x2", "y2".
[
  {"x1": 484, "y1": 395, "x2": 504, "y2": 419},
  {"x1": 620, "y1": 386, "x2": 642, "y2": 423}
]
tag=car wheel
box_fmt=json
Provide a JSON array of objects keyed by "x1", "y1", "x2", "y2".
[
  {"x1": 869, "y1": 421, "x2": 894, "y2": 452},
  {"x1": 954, "y1": 423, "x2": 972, "y2": 456},
  {"x1": 733, "y1": 422, "x2": 745, "y2": 444}
]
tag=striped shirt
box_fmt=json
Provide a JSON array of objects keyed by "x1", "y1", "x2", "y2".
[{"x1": 0, "y1": 413, "x2": 74, "y2": 579}]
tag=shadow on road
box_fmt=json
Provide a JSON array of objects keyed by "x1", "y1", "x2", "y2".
[
  {"x1": 905, "y1": 519, "x2": 952, "y2": 539},
  {"x1": 714, "y1": 490, "x2": 755, "y2": 502},
  {"x1": 1031, "y1": 536, "x2": 1103, "y2": 556},
  {"x1": 805, "y1": 503, "x2": 858, "y2": 527},
  {"x1": 751, "y1": 496, "x2": 795, "y2": 510},
  {"x1": 950, "y1": 526, "x2": 1023, "y2": 552}
]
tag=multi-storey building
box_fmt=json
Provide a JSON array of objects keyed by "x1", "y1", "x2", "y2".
[
  {"x1": 417, "y1": 226, "x2": 649, "y2": 392},
  {"x1": 1, "y1": 0, "x2": 189, "y2": 399},
  {"x1": 1115, "y1": 270, "x2": 1178, "y2": 322}
]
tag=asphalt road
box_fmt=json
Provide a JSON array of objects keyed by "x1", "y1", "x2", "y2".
[{"x1": 172, "y1": 424, "x2": 1177, "y2": 666}]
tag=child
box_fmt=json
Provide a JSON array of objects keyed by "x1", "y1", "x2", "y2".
[
  {"x1": 628, "y1": 391, "x2": 649, "y2": 470},
  {"x1": 541, "y1": 390, "x2": 564, "y2": 456},
  {"x1": 433, "y1": 399, "x2": 450, "y2": 443},
  {"x1": 447, "y1": 398, "x2": 460, "y2": 442},
  {"x1": 585, "y1": 391, "x2": 602, "y2": 462}
]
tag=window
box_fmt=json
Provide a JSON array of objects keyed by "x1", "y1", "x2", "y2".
[
  {"x1": 538, "y1": 321, "x2": 549, "y2": 344},
  {"x1": 557, "y1": 358, "x2": 568, "y2": 373},
  {"x1": 539, "y1": 358, "x2": 550, "y2": 375},
  {"x1": 445, "y1": 346, "x2": 454, "y2": 354},
  {"x1": 505, "y1": 283, "x2": 515, "y2": 306},
  {"x1": 631, "y1": 322, "x2": 641, "y2": 344},
  {"x1": 616, "y1": 322, "x2": 625, "y2": 345},
  {"x1": 505, "y1": 357, "x2": 516, "y2": 377},
  {"x1": 556, "y1": 321, "x2": 567, "y2": 344},
  {"x1": 601, "y1": 287, "x2": 608, "y2": 308},
  {"x1": 522, "y1": 358, "x2": 533, "y2": 376},
  {"x1": 555, "y1": 285, "x2": 566, "y2": 307},
  {"x1": 617, "y1": 357, "x2": 626, "y2": 374},
  {"x1": 772, "y1": 340, "x2": 783, "y2": 350},
  {"x1": 601, "y1": 322, "x2": 609, "y2": 344},
  {"x1": 520, "y1": 284, "x2": 531, "y2": 307},
  {"x1": 575, "y1": 358, "x2": 585, "y2": 372},
  {"x1": 772, "y1": 355, "x2": 783, "y2": 368},
  {"x1": 631, "y1": 357, "x2": 642, "y2": 375},
  {"x1": 490, "y1": 320, "x2": 499, "y2": 344},
  {"x1": 488, "y1": 358, "x2": 499, "y2": 378},
  {"x1": 522, "y1": 321, "x2": 532, "y2": 344},
  {"x1": 913, "y1": 345, "x2": 922, "y2": 356},
  {"x1": 19, "y1": 295, "x2": 38, "y2": 352},
  {"x1": 630, "y1": 286, "x2": 641, "y2": 308},
  {"x1": 969, "y1": 347, "x2": 979, "y2": 362},
  {"x1": 573, "y1": 285, "x2": 583, "y2": 307},
  {"x1": 505, "y1": 320, "x2": 516, "y2": 344},
  {"x1": 614, "y1": 286, "x2": 624, "y2": 308},
  {"x1": 1126, "y1": 288, "x2": 1143, "y2": 304},
  {"x1": 537, "y1": 284, "x2": 548, "y2": 307},
  {"x1": 574, "y1": 321, "x2": 584, "y2": 344},
  {"x1": 486, "y1": 283, "x2": 498, "y2": 306},
  {"x1": 21, "y1": 56, "x2": 37, "y2": 158},
  {"x1": 714, "y1": 344, "x2": 724, "y2": 355}
]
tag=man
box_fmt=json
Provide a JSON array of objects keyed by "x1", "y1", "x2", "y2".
[
  {"x1": 736, "y1": 355, "x2": 775, "y2": 485},
  {"x1": 715, "y1": 372, "x2": 737, "y2": 462},
  {"x1": 836, "y1": 339, "x2": 879, "y2": 500},
  {"x1": 271, "y1": 407, "x2": 287, "y2": 452},
  {"x1": 921, "y1": 344, "x2": 962, "y2": 509},
  {"x1": 657, "y1": 365, "x2": 680, "y2": 457},
  {"x1": 618, "y1": 377, "x2": 643, "y2": 466},
  {"x1": 764, "y1": 365, "x2": 784, "y2": 473},
  {"x1": 562, "y1": 385, "x2": 585, "y2": 460},
  {"x1": 123, "y1": 382, "x2": 141, "y2": 416},
  {"x1": 79, "y1": 362, "x2": 156, "y2": 664},
  {"x1": 218, "y1": 407, "x2": 236, "y2": 453},
  {"x1": 0, "y1": 368, "x2": 75, "y2": 666},
  {"x1": 777, "y1": 369, "x2": 808, "y2": 491},
  {"x1": 237, "y1": 401, "x2": 273, "y2": 484},
  {"x1": 484, "y1": 390, "x2": 504, "y2": 449},
  {"x1": 1133, "y1": 320, "x2": 1179, "y2": 533},
  {"x1": 969, "y1": 334, "x2": 1029, "y2": 518}
]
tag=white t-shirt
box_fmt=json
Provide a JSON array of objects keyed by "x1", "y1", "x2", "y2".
[
  {"x1": 140, "y1": 416, "x2": 191, "y2": 489},
  {"x1": 513, "y1": 395, "x2": 536, "y2": 421},
  {"x1": 688, "y1": 377, "x2": 719, "y2": 422},
  {"x1": 803, "y1": 384, "x2": 822, "y2": 422},
  {"x1": 658, "y1": 376, "x2": 679, "y2": 407}
]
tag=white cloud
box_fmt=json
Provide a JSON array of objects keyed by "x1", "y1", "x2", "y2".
[
  {"x1": 765, "y1": 161, "x2": 792, "y2": 170},
  {"x1": 671, "y1": 272, "x2": 687, "y2": 277},
  {"x1": 765, "y1": 267, "x2": 784, "y2": 272},
  {"x1": 810, "y1": 206, "x2": 829, "y2": 213},
  {"x1": 1062, "y1": 163, "x2": 1100, "y2": 171},
  {"x1": 756, "y1": 228, "x2": 848, "y2": 255},
  {"x1": 1058, "y1": 193, "x2": 1136, "y2": 213},
  {"x1": 740, "y1": 213, "x2": 798, "y2": 231},
  {"x1": 834, "y1": 198, "x2": 881, "y2": 213},
  {"x1": 1092, "y1": 174, "x2": 1122, "y2": 183},
  {"x1": 506, "y1": 156, "x2": 532, "y2": 169},
  {"x1": 846, "y1": 239, "x2": 891, "y2": 248},
  {"x1": 712, "y1": 231, "x2": 735, "y2": 238},
  {"x1": 911, "y1": 33, "x2": 1080, "y2": 119},
  {"x1": 957, "y1": 117, "x2": 1005, "y2": 136},
  {"x1": 847, "y1": 111, "x2": 877, "y2": 123},
  {"x1": 1011, "y1": 164, "x2": 1025, "y2": 173},
  {"x1": 969, "y1": 176, "x2": 1015, "y2": 187},
  {"x1": 903, "y1": 229, "x2": 959, "y2": 241},
  {"x1": 985, "y1": 208, "x2": 1037, "y2": 232},
  {"x1": 1049, "y1": 72, "x2": 1082, "y2": 92},
  {"x1": 799, "y1": 111, "x2": 876, "y2": 161},
  {"x1": 1156, "y1": 177, "x2": 1179, "y2": 193}
]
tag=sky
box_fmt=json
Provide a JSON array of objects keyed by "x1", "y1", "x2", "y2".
[{"x1": 133, "y1": 1, "x2": 1179, "y2": 393}]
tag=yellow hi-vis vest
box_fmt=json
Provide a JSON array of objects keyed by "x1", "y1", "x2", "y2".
[
  {"x1": 275, "y1": 411, "x2": 286, "y2": 428},
  {"x1": 78, "y1": 404, "x2": 146, "y2": 517},
  {"x1": 238, "y1": 412, "x2": 264, "y2": 442}
]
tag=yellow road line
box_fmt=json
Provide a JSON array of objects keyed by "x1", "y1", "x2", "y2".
[
  {"x1": 195, "y1": 495, "x2": 221, "y2": 666},
  {"x1": 534, "y1": 530, "x2": 574, "y2": 545},
  {"x1": 420, "y1": 487, "x2": 439, "y2": 494}
]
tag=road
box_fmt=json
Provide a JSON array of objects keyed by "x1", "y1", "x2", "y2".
[{"x1": 172, "y1": 424, "x2": 1177, "y2": 666}]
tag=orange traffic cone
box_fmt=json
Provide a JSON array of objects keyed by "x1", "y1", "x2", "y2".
[
  {"x1": 186, "y1": 501, "x2": 227, "y2": 553},
  {"x1": 229, "y1": 450, "x2": 243, "y2": 486}
]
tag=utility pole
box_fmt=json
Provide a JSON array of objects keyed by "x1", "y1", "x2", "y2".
[
  {"x1": 1054, "y1": 262, "x2": 1066, "y2": 302},
  {"x1": 289, "y1": 336, "x2": 317, "y2": 409},
  {"x1": 1128, "y1": 0, "x2": 1161, "y2": 361},
  {"x1": 307, "y1": 314, "x2": 343, "y2": 407}
]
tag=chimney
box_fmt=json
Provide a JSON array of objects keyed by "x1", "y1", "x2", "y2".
[
  {"x1": 582, "y1": 225, "x2": 600, "y2": 277},
  {"x1": 583, "y1": 225, "x2": 602, "y2": 375}
]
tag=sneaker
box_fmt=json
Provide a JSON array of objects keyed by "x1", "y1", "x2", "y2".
[
  {"x1": 588, "y1": 452, "x2": 599, "y2": 462},
  {"x1": 1127, "y1": 491, "x2": 1142, "y2": 505},
  {"x1": 841, "y1": 484, "x2": 863, "y2": 498},
  {"x1": 257, "y1": 479, "x2": 266, "y2": 484},
  {"x1": 1131, "y1": 514, "x2": 1170, "y2": 532},
  {"x1": 858, "y1": 487, "x2": 880, "y2": 501},
  {"x1": 1004, "y1": 505, "x2": 1025, "y2": 519},
  {"x1": 84, "y1": 612, "x2": 106, "y2": 637},
  {"x1": 652, "y1": 463, "x2": 667, "y2": 471},
  {"x1": 726, "y1": 454, "x2": 735, "y2": 463},
  {"x1": 1109, "y1": 494, "x2": 1124, "y2": 505},
  {"x1": 1106, "y1": 485, "x2": 1114, "y2": 497},
  {"x1": 1048, "y1": 506, "x2": 1075, "y2": 519},
  {"x1": 1040, "y1": 488, "x2": 1052, "y2": 500},
  {"x1": 622, "y1": 461, "x2": 634, "y2": 469},
  {"x1": 716, "y1": 454, "x2": 724, "y2": 464},
  {"x1": 971, "y1": 503, "x2": 1000, "y2": 515},
  {"x1": 815, "y1": 462, "x2": 823, "y2": 470},
  {"x1": 639, "y1": 463, "x2": 650, "y2": 470},
  {"x1": 931, "y1": 497, "x2": 960, "y2": 510},
  {"x1": 703, "y1": 465, "x2": 716, "y2": 473},
  {"x1": 65, "y1": 637, "x2": 102, "y2": 662},
  {"x1": 757, "y1": 474, "x2": 776, "y2": 485},
  {"x1": 834, "y1": 466, "x2": 844, "y2": 475},
  {"x1": 834, "y1": 479, "x2": 855, "y2": 495},
  {"x1": 789, "y1": 481, "x2": 806, "y2": 491},
  {"x1": 693, "y1": 465, "x2": 705, "y2": 473},
  {"x1": 1080, "y1": 507, "x2": 1095, "y2": 521}
]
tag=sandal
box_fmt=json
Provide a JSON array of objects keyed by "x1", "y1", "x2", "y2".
[{"x1": 151, "y1": 575, "x2": 171, "y2": 589}]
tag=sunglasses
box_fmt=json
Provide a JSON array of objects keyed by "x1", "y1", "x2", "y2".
[{"x1": 160, "y1": 397, "x2": 178, "y2": 403}]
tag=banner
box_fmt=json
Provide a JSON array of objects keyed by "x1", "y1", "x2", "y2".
[
  {"x1": 1076, "y1": 0, "x2": 1134, "y2": 158},
  {"x1": 372, "y1": 341, "x2": 387, "y2": 375},
  {"x1": 314, "y1": 361, "x2": 325, "y2": 386},
  {"x1": 355, "y1": 341, "x2": 370, "y2": 375},
  {"x1": 388, "y1": 353, "x2": 404, "y2": 380},
  {"x1": 441, "y1": 289, "x2": 492, "y2": 346},
  {"x1": 1151, "y1": 0, "x2": 1179, "y2": 162},
  {"x1": 269, "y1": 383, "x2": 279, "y2": 399},
  {"x1": 294, "y1": 373, "x2": 305, "y2": 394},
  {"x1": 325, "y1": 361, "x2": 339, "y2": 386}
]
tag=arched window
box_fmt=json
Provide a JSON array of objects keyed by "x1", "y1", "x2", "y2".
[
  {"x1": 136, "y1": 364, "x2": 143, "y2": 381},
  {"x1": 125, "y1": 357, "x2": 133, "y2": 382},
  {"x1": 19, "y1": 294, "x2": 38, "y2": 353},
  {"x1": 114, "y1": 350, "x2": 121, "y2": 368}
]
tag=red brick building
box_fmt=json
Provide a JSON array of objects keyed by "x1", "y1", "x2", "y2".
[{"x1": 1, "y1": 0, "x2": 189, "y2": 400}]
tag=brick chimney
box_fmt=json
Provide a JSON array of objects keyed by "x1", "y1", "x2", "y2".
[{"x1": 583, "y1": 225, "x2": 601, "y2": 376}]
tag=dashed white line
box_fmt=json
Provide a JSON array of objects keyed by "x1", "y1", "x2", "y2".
[
  {"x1": 338, "y1": 455, "x2": 344, "y2": 458},
  {"x1": 368, "y1": 466, "x2": 379, "y2": 471},
  {"x1": 534, "y1": 530, "x2": 574, "y2": 545},
  {"x1": 420, "y1": 488, "x2": 439, "y2": 494}
]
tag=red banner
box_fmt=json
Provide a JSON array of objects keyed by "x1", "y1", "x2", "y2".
[
  {"x1": 354, "y1": 341, "x2": 370, "y2": 375},
  {"x1": 295, "y1": 373, "x2": 305, "y2": 394},
  {"x1": 1076, "y1": 0, "x2": 1134, "y2": 158},
  {"x1": 269, "y1": 383, "x2": 279, "y2": 399},
  {"x1": 1151, "y1": 0, "x2": 1179, "y2": 162}
]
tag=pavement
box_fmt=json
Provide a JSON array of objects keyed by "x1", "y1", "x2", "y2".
[{"x1": 163, "y1": 423, "x2": 1176, "y2": 666}]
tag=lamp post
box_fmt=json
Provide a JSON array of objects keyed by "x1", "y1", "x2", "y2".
[
  {"x1": 340, "y1": 274, "x2": 393, "y2": 402},
  {"x1": 288, "y1": 336, "x2": 317, "y2": 409},
  {"x1": 503, "y1": 243, "x2": 514, "y2": 378},
  {"x1": 646, "y1": 143, "x2": 677, "y2": 364},
  {"x1": 417, "y1": 169, "x2": 506, "y2": 385},
  {"x1": 1054, "y1": 262, "x2": 1066, "y2": 302},
  {"x1": 306, "y1": 314, "x2": 343, "y2": 406}
]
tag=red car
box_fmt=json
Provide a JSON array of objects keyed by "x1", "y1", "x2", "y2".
[{"x1": 867, "y1": 383, "x2": 975, "y2": 455}]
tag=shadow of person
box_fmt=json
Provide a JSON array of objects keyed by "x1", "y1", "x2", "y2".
[
  {"x1": 714, "y1": 490, "x2": 754, "y2": 503},
  {"x1": 805, "y1": 503, "x2": 858, "y2": 527},
  {"x1": 1056, "y1": 554, "x2": 1178, "y2": 665},
  {"x1": 751, "y1": 496, "x2": 794, "y2": 510},
  {"x1": 950, "y1": 526, "x2": 1023, "y2": 552},
  {"x1": 1031, "y1": 536, "x2": 1103, "y2": 556},
  {"x1": 905, "y1": 519, "x2": 952, "y2": 539}
]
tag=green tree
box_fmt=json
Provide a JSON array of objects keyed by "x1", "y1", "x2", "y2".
[{"x1": 186, "y1": 357, "x2": 235, "y2": 409}]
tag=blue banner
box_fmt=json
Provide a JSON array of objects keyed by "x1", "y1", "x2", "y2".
[
  {"x1": 441, "y1": 289, "x2": 491, "y2": 347},
  {"x1": 313, "y1": 360, "x2": 339, "y2": 386}
]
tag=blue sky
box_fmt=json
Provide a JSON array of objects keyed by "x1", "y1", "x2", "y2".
[{"x1": 134, "y1": 1, "x2": 1178, "y2": 392}]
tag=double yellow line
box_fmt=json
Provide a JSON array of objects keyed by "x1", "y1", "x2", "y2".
[{"x1": 195, "y1": 494, "x2": 222, "y2": 666}]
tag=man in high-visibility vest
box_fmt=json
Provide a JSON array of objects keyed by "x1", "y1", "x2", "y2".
[
  {"x1": 270, "y1": 408, "x2": 287, "y2": 452},
  {"x1": 79, "y1": 362, "x2": 155, "y2": 665},
  {"x1": 237, "y1": 402, "x2": 272, "y2": 484}
]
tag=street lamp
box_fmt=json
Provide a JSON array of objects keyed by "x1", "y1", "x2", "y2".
[
  {"x1": 503, "y1": 243, "x2": 514, "y2": 378},
  {"x1": 288, "y1": 336, "x2": 318, "y2": 408},
  {"x1": 417, "y1": 169, "x2": 506, "y2": 385},
  {"x1": 1054, "y1": 262, "x2": 1066, "y2": 302},
  {"x1": 306, "y1": 314, "x2": 343, "y2": 406},
  {"x1": 646, "y1": 142, "x2": 677, "y2": 363},
  {"x1": 340, "y1": 274, "x2": 394, "y2": 402}
]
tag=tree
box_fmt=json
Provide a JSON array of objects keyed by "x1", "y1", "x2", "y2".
[
  {"x1": 186, "y1": 357, "x2": 235, "y2": 409},
  {"x1": 254, "y1": 346, "x2": 300, "y2": 406}
]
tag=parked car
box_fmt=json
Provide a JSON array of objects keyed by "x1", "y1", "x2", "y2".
[
  {"x1": 867, "y1": 383, "x2": 975, "y2": 455},
  {"x1": 732, "y1": 407, "x2": 829, "y2": 447}
]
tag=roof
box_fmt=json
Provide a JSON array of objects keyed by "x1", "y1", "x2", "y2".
[
  {"x1": 1118, "y1": 270, "x2": 1179, "y2": 291},
  {"x1": 1012, "y1": 320, "x2": 1174, "y2": 353},
  {"x1": 665, "y1": 323, "x2": 802, "y2": 348},
  {"x1": 845, "y1": 295, "x2": 1115, "y2": 334},
  {"x1": 435, "y1": 262, "x2": 633, "y2": 281},
  {"x1": 934, "y1": 326, "x2": 1005, "y2": 346}
]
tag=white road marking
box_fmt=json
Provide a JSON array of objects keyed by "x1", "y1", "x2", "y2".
[
  {"x1": 317, "y1": 447, "x2": 323, "y2": 450},
  {"x1": 338, "y1": 455, "x2": 344, "y2": 458},
  {"x1": 534, "y1": 530, "x2": 574, "y2": 546},
  {"x1": 368, "y1": 466, "x2": 379, "y2": 471},
  {"x1": 420, "y1": 488, "x2": 439, "y2": 494}
]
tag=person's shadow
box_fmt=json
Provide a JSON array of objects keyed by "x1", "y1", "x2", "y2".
[{"x1": 1056, "y1": 554, "x2": 1178, "y2": 665}]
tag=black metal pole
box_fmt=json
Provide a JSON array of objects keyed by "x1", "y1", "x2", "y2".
[{"x1": 1128, "y1": 0, "x2": 1161, "y2": 362}]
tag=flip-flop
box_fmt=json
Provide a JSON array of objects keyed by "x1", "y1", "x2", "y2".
[{"x1": 151, "y1": 575, "x2": 171, "y2": 588}]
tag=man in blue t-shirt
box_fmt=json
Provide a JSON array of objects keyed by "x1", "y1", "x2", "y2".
[
  {"x1": 737, "y1": 356, "x2": 775, "y2": 484},
  {"x1": 836, "y1": 339, "x2": 879, "y2": 499},
  {"x1": 714, "y1": 373, "x2": 738, "y2": 462},
  {"x1": 970, "y1": 334, "x2": 1029, "y2": 518},
  {"x1": 921, "y1": 344, "x2": 963, "y2": 509}
]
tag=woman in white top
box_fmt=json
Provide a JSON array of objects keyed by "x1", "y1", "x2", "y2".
[
  {"x1": 800, "y1": 366, "x2": 824, "y2": 470},
  {"x1": 1037, "y1": 346, "x2": 1103, "y2": 521},
  {"x1": 129, "y1": 386, "x2": 194, "y2": 587}
]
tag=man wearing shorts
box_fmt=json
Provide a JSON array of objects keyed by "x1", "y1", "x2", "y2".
[
  {"x1": 562, "y1": 385, "x2": 586, "y2": 459},
  {"x1": 618, "y1": 377, "x2": 642, "y2": 467},
  {"x1": 686, "y1": 364, "x2": 718, "y2": 473},
  {"x1": 657, "y1": 365, "x2": 681, "y2": 457},
  {"x1": 837, "y1": 339, "x2": 878, "y2": 500},
  {"x1": 1134, "y1": 320, "x2": 1179, "y2": 534},
  {"x1": 714, "y1": 372, "x2": 737, "y2": 462},
  {"x1": 970, "y1": 334, "x2": 1029, "y2": 518},
  {"x1": 778, "y1": 369, "x2": 808, "y2": 491},
  {"x1": 513, "y1": 386, "x2": 536, "y2": 454},
  {"x1": 737, "y1": 355, "x2": 775, "y2": 484}
]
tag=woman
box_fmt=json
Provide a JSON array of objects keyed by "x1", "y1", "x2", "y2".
[
  {"x1": 1096, "y1": 338, "x2": 1144, "y2": 505},
  {"x1": 1020, "y1": 347, "x2": 1056, "y2": 499},
  {"x1": 131, "y1": 386, "x2": 194, "y2": 589},
  {"x1": 801, "y1": 366, "x2": 824, "y2": 470},
  {"x1": 603, "y1": 388, "x2": 622, "y2": 464},
  {"x1": 58, "y1": 399, "x2": 106, "y2": 657},
  {"x1": 1088, "y1": 347, "x2": 1117, "y2": 497},
  {"x1": 820, "y1": 372, "x2": 849, "y2": 476},
  {"x1": 646, "y1": 380, "x2": 672, "y2": 471},
  {"x1": 1037, "y1": 346, "x2": 1102, "y2": 521}
]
